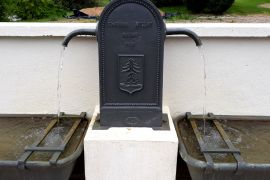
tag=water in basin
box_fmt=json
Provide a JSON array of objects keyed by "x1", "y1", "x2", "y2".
[
  {"x1": 178, "y1": 118, "x2": 270, "y2": 164},
  {"x1": 0, "y1": 116, "x2": 87, "y2": 162}
]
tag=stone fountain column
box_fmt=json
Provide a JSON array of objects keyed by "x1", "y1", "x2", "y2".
[
  {"x1": 84, "y1": 0, "x2": 178, "y2": 179},
  {"x1": 84, "y1": 106, "x2": 178, "y2": 180}
]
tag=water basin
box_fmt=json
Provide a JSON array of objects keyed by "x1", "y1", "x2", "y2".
[
  {"x1": 0, "y1": 113, "x2": 88, "y2": 180},
  {"x1": 175, "y1": 113, "x2": 270, "y2": 180}
]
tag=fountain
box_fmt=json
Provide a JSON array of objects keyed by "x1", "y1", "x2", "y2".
[
  {"x1": 62, "y1": 0, "x2": 200, "y2": 179},
  {"x1": 62, "y1": 0, "x2": 269, "y2": 180},
  {"x1": 62, "y1": 0, "x2": 201, "y2": 179},
  {"x1": 63, "y1": 0, "x2": 201, "y2": 128},
  {"x1": 0, "y1": 0, "x2": 269, "y2": 180}
]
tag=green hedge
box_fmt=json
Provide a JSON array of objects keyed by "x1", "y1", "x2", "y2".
[
  {"x1": 183, "y1": 0, "x2": 207, "y2": 13},
  {"x1": 205, "y1": 0, "x2": 235, "y2": 14},
  {"x1": 0, "y1": 0, "x2": 7, "y2": 21},
  {"x1": 56, "y1": 0, "x2": 99, "y2": 10},
  {"x1": 150, "y1": 0, "x2": 182, "y2": 7},
  {"x1": 184, "y1": 0, "x2": 234, "y2": 14},
  {"x1": 1, "y1": 0, "x2": 101, "y2": 21},
  {"x1": 14, "y1": 0, "x2": 66, "y2": 20}
]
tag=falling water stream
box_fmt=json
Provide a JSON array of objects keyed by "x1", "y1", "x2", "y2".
[
  {"x1": 198, "y1": 46, "x2": 207, "y2": 135},
  {"x1": 57, "y1": 47, "x2": 66, "y2": 123},
  {"x1": 0, "y1": 45, "x2": 90, "y2": 162},
  {"x1": 56, "y1": 47, "x2": 65, "y2": 135}
]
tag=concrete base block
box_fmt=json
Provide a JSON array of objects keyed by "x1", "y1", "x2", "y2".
[{"x1": 84, "y1": 106, "x2": 178, "y2": 180}]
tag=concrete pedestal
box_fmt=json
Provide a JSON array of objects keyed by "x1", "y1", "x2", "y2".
[{"x1": 84, "y1": 106, "x2": 178, "y2": 180}]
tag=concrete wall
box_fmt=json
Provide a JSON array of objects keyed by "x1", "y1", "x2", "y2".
[{"x1": 0, "y1": 23, "x2": 270, "y2": 118}]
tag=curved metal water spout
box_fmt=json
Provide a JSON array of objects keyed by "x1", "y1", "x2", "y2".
[
  {"x1": 62, "y1": 27, "x2": 201, "y2": 47},
  {"x1": 166, "y1": 27, "x2": 202, "y2": 46},
  {"x1": 62, "y1": 29, "x2": 96, "y2": 47}
]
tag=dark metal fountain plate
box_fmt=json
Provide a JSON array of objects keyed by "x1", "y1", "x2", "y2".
[
  {"x1": 93, "y1": 114, "x2": 170, "y2": 130},
  {"x1": 98, "y1": 0, "x2": 166, "y2": 127}
]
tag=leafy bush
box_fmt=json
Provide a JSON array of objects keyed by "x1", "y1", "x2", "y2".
[
  {"x1": 0, "y1": 0, "x2": 7, "y2": 21},
  {"x1": 183, "y1": 0, "x2": 234, "y2": 14},
  {"x1": 56, "y1": 0, "x2": 99, "y2": 10},
  {"x1": 13, "y1": 0, "x2": 66, "y2": 20},
  {"x1": 150, "y1": 0, "x2": 182, "y2": 7},
  {"x1": 205, "y1": 0, "x2": 235, "y2": 14},
  {"x1": 183, "y1": 0, "x2": 207, "y2": 13}
]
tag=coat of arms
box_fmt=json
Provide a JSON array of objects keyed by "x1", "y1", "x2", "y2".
[{"x1": 119, "y1": 55, "x2": 144, "y2": 94}]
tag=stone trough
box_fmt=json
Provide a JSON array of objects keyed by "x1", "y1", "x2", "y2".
[
  {"x1": 175, "y1": 113, "x2": 270, "y2": 180},
  {"x1": 0, "y1": 113, "x2": 88, "y2": 180}
]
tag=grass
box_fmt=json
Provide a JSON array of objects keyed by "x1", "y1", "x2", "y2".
[
  {"x1": 228, "y1": 0, "x2": 270, "y2": 14},
  {"x1": 161, "y1": 0, "x2": 270, "y2": 17},
  {"x1": 159, "y1": 0, "x2": 270, "y2": 22},
  {"x1": 160, "y1": 6, "x2": 196, "y2": 22},
  {"x1": 98, "y1": 0, "x2": 110, "y2": 6}
]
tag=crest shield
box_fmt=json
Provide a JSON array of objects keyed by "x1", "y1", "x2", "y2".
[{"x1": 119, "y1": 55, "x2": 144, "y2": 94}]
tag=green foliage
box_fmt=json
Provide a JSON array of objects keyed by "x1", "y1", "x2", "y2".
[
  {"x1": 228, "y1": 0, "x2": 270, "y2": 14},
  {"x1": 205, "y1": 0, "x2": 235, "y2": 14},
  {"x1": 160, "y1": 6, "x2": 196, "y2": 21},
  {"x1": 0, "y1": 0, "x2": 7, "y2": 21},
  {"x1": 183, "y1": 0, "x2": 207, "y2": 13},
  {"x1": 183, "y1": 0, "x2": 234, "y2": 14},
  {"x1": 150, "y1": 0, "x2": 182, "y2": 7},
  {"x1": 13, "y1": 0, "x2": 66, "y2": 20},
  {"x1": 55, "y1": 0, "x2": 99, "y2": 10}
]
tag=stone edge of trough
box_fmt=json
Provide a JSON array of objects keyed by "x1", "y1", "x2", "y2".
[{"x1": 0, "y1": 23, "x2": 270, "y2": 38}]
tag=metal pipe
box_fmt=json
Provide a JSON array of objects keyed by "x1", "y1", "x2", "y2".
[
  {"x1": 166, "y1": 27, "x2": 202, "y2": 46},
  {"x1": 62, "y1": 29, "x2": 96, "y2": 47}
]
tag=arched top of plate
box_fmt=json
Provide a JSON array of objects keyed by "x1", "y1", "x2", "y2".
[{"x1": 98, "y1": 0, "x2": 165, "y2": 37}]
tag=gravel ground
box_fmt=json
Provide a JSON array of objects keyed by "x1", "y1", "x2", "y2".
[
  {"x1": 61, "y1": 14, "x2": 270, "y2": 23},
  {"x1": 169, "y1": 14, "x2": 270, "y2": 23}
]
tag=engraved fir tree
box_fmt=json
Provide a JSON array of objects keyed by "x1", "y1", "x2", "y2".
[{"x1": 120, "y1": 58, "x2": 143, "y2": 94}]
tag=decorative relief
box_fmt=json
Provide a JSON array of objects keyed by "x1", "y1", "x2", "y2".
[
  {"x1": 135, "y1": 21, "x2": 153, "y2": 28},
  {"x1": 122, "y1": 32, "x2": 141, "y2": 47},
  {"x1": 107, "y1": 21, "x2": 153, "y2": 29},
  {"x1": 119, "y1": 55, "x2": 144, "y2": 94},
  {"x1": 125, "y1": 117, "x2": 139, "y2": 126}
]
